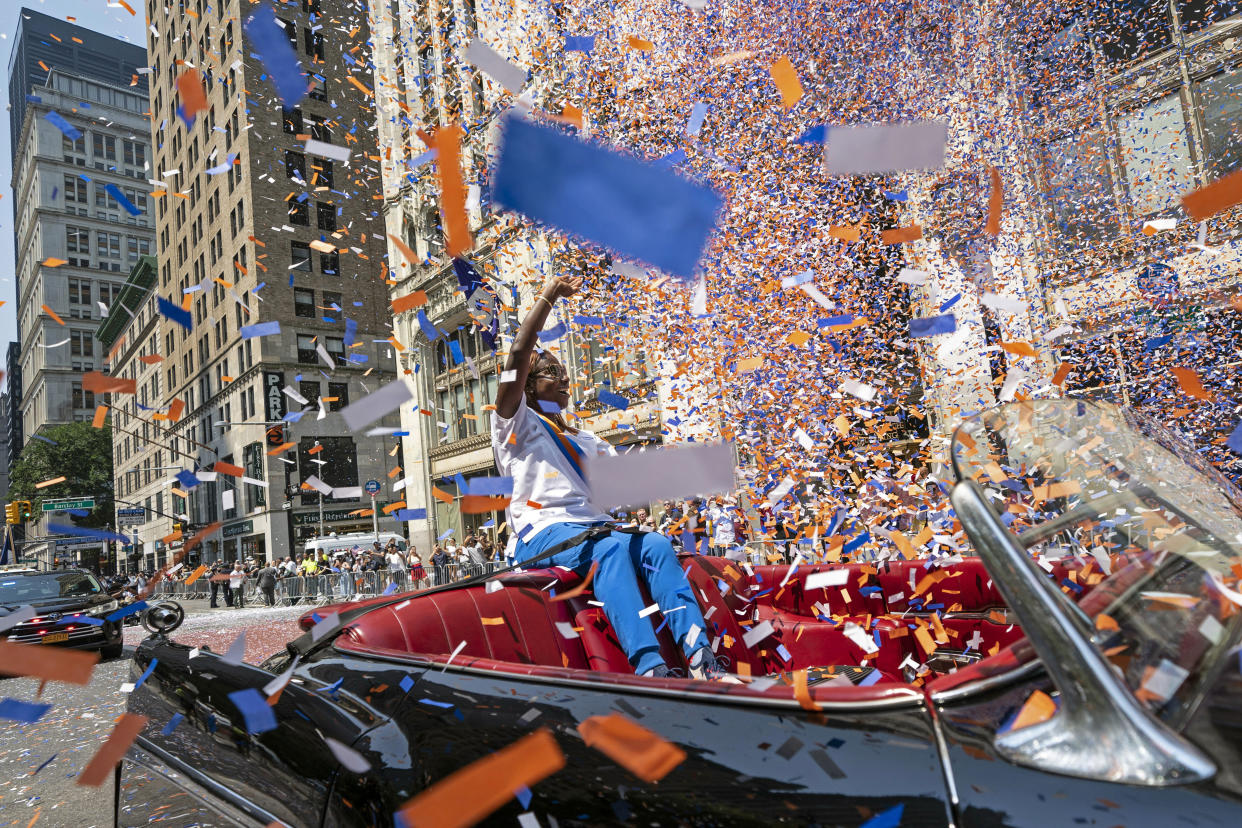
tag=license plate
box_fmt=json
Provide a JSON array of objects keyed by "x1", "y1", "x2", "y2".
[{"x1": 43, "y1": 632, "x2": 69, "y2": 643}]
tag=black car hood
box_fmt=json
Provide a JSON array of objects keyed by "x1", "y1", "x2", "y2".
[{"x1": 0, "y1": 594, "x2": 112, "y2": 615}]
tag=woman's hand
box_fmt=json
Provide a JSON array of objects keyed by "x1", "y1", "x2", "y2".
[{"x1": 544, "y1": 274, "x2": 583, "y2": 302}]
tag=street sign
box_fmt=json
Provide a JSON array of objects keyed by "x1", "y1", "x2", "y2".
[
  {"x1": 117, "y1": 507, "x2": 144, "y2": 526},
  {"x1": 41, "y1": 498, "x2": 95, "y2": 512},
  {"x1": 364, "y1": 479, "x2": 381, "y2": 496}
]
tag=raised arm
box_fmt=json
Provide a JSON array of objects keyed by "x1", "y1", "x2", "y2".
[{"x1": 494, "y1": 274, "x2": 581, "y2": 419}]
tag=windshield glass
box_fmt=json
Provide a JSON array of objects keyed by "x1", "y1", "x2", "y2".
[
  {"x1": 951, "y1": 399, "x2": 1242, "y2": 723},
  {"x1": 0, "y1": 571, "x2": 103, "y2": 603}
]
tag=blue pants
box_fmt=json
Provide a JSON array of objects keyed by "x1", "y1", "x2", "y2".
[{"x1": 516, "y1": 522, "x2": 708, "y2": 675}]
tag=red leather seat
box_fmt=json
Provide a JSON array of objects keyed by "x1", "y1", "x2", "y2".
[
  {"x1": 754, "y1": 563, "x2": 887, "y2": 618},
  {"x1": 876, "y1": 558, "x2": 1004, "y2": 613}
]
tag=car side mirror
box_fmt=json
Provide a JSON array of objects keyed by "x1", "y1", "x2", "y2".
[{"x1": 950, "y1": 478, "x2": 1215, "y2": 786}]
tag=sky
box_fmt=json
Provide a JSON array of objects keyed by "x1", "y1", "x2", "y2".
[{"x1": 0, "y1": 1, "x2": 147, "y2": 394}]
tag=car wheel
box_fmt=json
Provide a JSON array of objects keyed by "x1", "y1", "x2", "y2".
[{"x1": 101, "y1": 641, "x2": 124, "y2": 659}]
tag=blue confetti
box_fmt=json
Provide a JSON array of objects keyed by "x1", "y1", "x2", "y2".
[
  {"x1": 686, "y1": 102, "x2": 709, "y2": 137},
  {"x1": 161, "y1": 713, "x2": 184, "y2": 735},
  {"x1": 44, "y1": 110, "x2": 81, "y2": 141},
  {"x1": 0, "y1": 698, "x2": 52, "y2": 723},
  {"x1": 104, "y1": 183, "x2": 142, "y2": 216},
  {"x1": 597, "y1": 389, "x2": 630, "y2": 411},
  {"x1": 157, "y1": 296, "x2": 193, "y2": 330},
  {"x1": 244, "y1": 3, "x2": 307, "y2": 107},
  {"x1": 241, "y1": 321, "x2": 281, "y2": 339},
  {"x1": 909, "y1": 314, "x2": 956, "y2": 339},
  {"x1": 564, "y1": 35, "x2": 596, "y2": 52},
  {"x1": 227, "y1": 688, "x2": 279, "y2": 734},
  {"x1": 492, "y1": 115, "x2": 722, "y2": 281}
]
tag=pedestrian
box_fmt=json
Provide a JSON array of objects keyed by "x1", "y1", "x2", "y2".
[
  {"x1": 385, "y1": 541, "x2": 407, "y2": 588},
  {"x1": 208, "y1": 563, "x2": 229, "y2": 608},
  {"x1": 256, "y1": 561, "x2": 278, "y2": 606},
  {"x1": 491, "y1": 272, "x2": 726, "y2": 679},
  {"x1": 430, "y1": 544, "x2": 450, "y2": 585},
  {"x1": 229, "y1": 560, "x2": 247, "y2": 608},
  {"x1": 408, "y1": 546, "x2": 426, "y2": 587}
]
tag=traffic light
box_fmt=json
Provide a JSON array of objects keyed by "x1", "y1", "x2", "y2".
[
  {"x1": 266, "y1": 425, "x2": 285, "y2": 447},
  {"x1": 4, "y1": 503, "x2": 18, "y2": 525},
  {"x1": 18, "y1": 502, "x2": 32, "y2": 521}
]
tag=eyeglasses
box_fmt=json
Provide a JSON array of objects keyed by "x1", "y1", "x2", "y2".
[{"x1": 532, "y1": 369, "x2": 569, "y2": 382}]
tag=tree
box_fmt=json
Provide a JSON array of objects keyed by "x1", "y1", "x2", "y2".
[{"x1": 8, "y1": 422, "x2": 114, "y2": 528}]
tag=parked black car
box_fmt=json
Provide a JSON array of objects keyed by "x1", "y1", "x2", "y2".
[
  {"x1": 0, "y1": 567, "x2": 124, "y2": 658},
  {"x1": 117, "y1": 400, "x2": 1242, "y2": 826}
]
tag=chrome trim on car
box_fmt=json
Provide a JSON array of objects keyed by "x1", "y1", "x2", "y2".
[
  {"x1": 346, "y1": 648, "x2": 925, "y2": 712},
  {"x1": 929, "y1": 659, "x2": 1042, "y2": 704},
  {"x1": 127, "y1": 736, "x2": 283, "y2": 826},
  {"x1": 6, "y1": 626, "x2": 108, "y2": 645},
  {"x1": 952, "y1": 478, "x2": 1216, "y2": 786}
]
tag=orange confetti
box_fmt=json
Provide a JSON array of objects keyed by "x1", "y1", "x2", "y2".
[
  {"x1": 1051, "y1": 362, "x2": 1072, "y2": 386},
  {"x1": 999, "y1": 340, "x2": 1037, "y2": 359},
  {"x1": 184, "y1": 564, "x2": 210, "y2": 585},
  {"x1": 176, "y1": 69, "x2": 208, "y2": 119},
  {"x1": 267, "y1": 442, "x2": 296, "y2": 455},
  {"x1": 550, "y1": 561, "x2": 598, "y2": 603},
  {"x1": 578, "y1": 714, "x2": 686, "y2": 783},
  {"x1": 431, "y1": 487, "x2": 454, "y2": 504},
  {"x1": 167, "y1": 398, "x2": 185, "y2": 421},
  {"x1": 769, "y1": 56, "x2": 803, "y2": 109},
  {"x1": 736, "y1": 356, "x2": 764, "y2": 373},
  {"x1": 461, "y1": 494, "x2": 512, "y2": 513},
  {"x1": 396, "y1": 729, "x2": 564, "y2": 828},
  {"x1": 390, "y1": 290, "x2": 428, "y2": 314},
  {"x1": 1182, "y1": 168, "x2": 1242, "y2": 221},
  {"x1": 77, "y1": 713, "x2": 148, "y2": 787},
  {"x1": 828, "y1": 224, "x2": 861, "y2": 243},
  {"x1": 1171, "y1": 367, "x2": 1213, "y2": 401},
  {"x1": 985, "y1": 165, "x2": 1003, "y2": 236},
  {"x1": 35, "y1": 476, "x2": 67, "y2": 489},
  {"x1": 42, "y1": 305, "x2": 65, "y2": 325},
  {"x1": 792, "y1": 669, "x2": 822, "y2": 711},
  {"x1": 213, "y1": 461, "x2": 245, "y2": 477},
  {"x1": 880, "y1": 225, "x2": 922, "y2": 245},
  {"x1": 41, "y1": 257, "x2": 67, "y2": 267},
  {"x1": 1008, "y1": 689, "x2": 1056, "y2": 732},
  {"x1": 432, "y1": 123, "x2": 472, "y2": 257},
  {"x1": 0, "y1": 641, "x2": 98, "y2": 685},
  {"x1": 627, "y1": 35, "x2": 654, "y2": 51},
  {"x1": 91, "y1": 405, "x2": 107, "y2": 428},
  {"x1": 82, "y1": 372, "x2": 135, "y2": 394}
]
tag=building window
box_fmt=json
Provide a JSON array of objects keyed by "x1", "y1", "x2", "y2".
[
  {"x1": 71, "y1": 383, "x2": 96, "y2": 409},
  {"x1": 306, "y1": 113, "x2": 331, "y2": 143},
  {"x1": 300, "y1": 380, "x2": 321, "y2": 409},
  {"x1": 294, "y1": 287, "x2": 316, "y2": 317},
  {"x1": 316, "y1": 201, "x2": 336, "y2": 231},
  {"x1": 285, "y1": 150, "x2": 306, "y2": 181},
  {"x1": 322, "y1": 290, "x2": 342, "y2": 312},
  {"x1": 320, "y1": 251, "x2": 339, "y2": 275},
  {"x1": 310, "y1": 158, "x2": 333, "y2": 189},
  {"x1": 290, "y1": 241, "x2": 312, "y2": 271},
  {"x1": 327, "y1": 381, "x2": 349, "y2": 411},
  {"x1": 1197, "y1": 66, "x2": 1242, "y2": 180},
  {"x1": 1118, "y1": 93, "x2": 1194, "y2": 216},
  {"x1": 122, "y1": 140, "x2": 146, "y2": 166},
  {"x1": 68, "y1": 278, "x2": 92, "y2": 305},
  {"x1": 66, "y1": 225, "x2": 90, "y2": 254},
  {"x1": 282, "y1": 107, "x2": 303, "y2": 134},
  {"x1": 62, "y1": 134, "x2": 85, "y2": 154},
  {"x1": 63, "y1": 175, "x2": 87, "y2": 204},
  {"x1": 289, "y1": 199, "x2": 310, "y2": 225},
  {"x1": 297, "y1": 334, "x2": 317, "y2": 364},
  {"x1": 298, "y1": 437, "x2": 359, "y2": 500},
  {"x1": 70, "y1": 330, "x2": 94, "y2": 356},
  {"x1": 303, "y1": 28, "x2": 325, "y2": 61},
  {"x1": 92, "y1": 133, "x2": 117, "y2": 161},
  {"x1": 324, "y1": 336, "x2": 345, "y2": 362}
]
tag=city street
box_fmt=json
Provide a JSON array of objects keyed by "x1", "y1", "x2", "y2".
[{"x1": 0, "y1": 602, "x2": 303, "y2": 826}]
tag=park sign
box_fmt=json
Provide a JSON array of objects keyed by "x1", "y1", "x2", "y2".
[{"x1": 41, "y1": 497, "x2": 95, "y2": 512}]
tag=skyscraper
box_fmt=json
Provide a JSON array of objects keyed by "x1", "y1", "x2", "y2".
[
  {"x1": 141, "y1": 0, "x2": 401, "y2": 562},
  {"x1": 7, "y1": 10, "x2": 154, "y2": 448}
]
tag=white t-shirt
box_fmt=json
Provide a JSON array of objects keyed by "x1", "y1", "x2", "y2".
[
  {"x1": 228, "y1": 569, "x2": 245, "y2": 588},
  {"x1": 709, "y1": 505, "x2": 736, "y2": 545},
  {"x1": 492, "y1": 395, "x2": 615, "y2": 542}
]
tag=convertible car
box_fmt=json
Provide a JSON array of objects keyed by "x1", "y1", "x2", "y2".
[{"x1": 116, "y1": 400, "x2": 1242, "y2": 826}]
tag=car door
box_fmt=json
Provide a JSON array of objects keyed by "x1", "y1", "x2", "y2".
[
  {"x1": 121, "y1": 639, "x2": 418, "y2": 827},
  {"x1": 331, "y1": 656, "x2": 957, "y2": 826}
]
